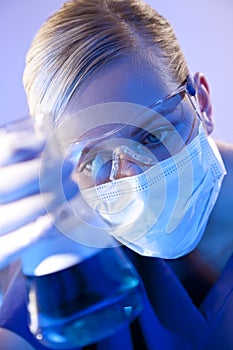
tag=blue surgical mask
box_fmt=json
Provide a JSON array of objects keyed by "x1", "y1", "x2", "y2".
[{"x1": 81, "y1": 124, "x2": 226, "y2": 259}]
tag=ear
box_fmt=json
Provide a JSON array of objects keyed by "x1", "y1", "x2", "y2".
[{"x1": 193, "y1": 72, "x2": 214, "y2": 135}]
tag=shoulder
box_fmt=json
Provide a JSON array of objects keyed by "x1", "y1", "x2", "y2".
[
  {"x1": 209, "y1": 139, "x2": 233, "y2": 209},
  {"x1": 214, "y1": 140, "x2": 233, "y2": 210},
  {"x1": 199, "y1": 139, "x2": 233, "y2": 270},
  {"x1": 216, "y1": 140, "x2": 233, "y2": 171}
]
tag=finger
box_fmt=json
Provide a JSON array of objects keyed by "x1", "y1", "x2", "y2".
[
  {"x1": 0, "y1": 193, "x2": 49, "y2": 235},
  {"x1": 0, "y1": 133, "x2": 45, "y2": 166},
  {"x1": 0, "y1": 214, "x2": 53, "y2": 269},
  {"x1": 0, "y1": 158, "x2": 75, "y2": 204},
  {"x1": 0, "y1": 158, "x2": 41, "y2": 203},
  {"x1": 0, "y1": 176, "x2": 79, "y2": 235}
]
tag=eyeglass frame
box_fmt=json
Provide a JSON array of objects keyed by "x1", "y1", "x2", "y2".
[{"x1": 148, "y1": 75, "x2": 197, "y2": 112}]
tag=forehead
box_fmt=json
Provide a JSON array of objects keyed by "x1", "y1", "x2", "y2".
[
  {"x1": 64, "y1": 55, "x2": 176, "y2": 117},
  {"x1": 58, "y1": 101, "x2": 165, "y2": 147}
]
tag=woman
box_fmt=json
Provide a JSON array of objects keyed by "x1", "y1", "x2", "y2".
[{"x1": 1, "y1": 1, "x2": 233, "y2": 348}]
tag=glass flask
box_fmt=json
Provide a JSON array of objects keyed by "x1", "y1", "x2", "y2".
[
  {"x1": 9, "y1": 114, "x2": 144, "y2": 349},
  {"x1": 23, "y1": 237, "x2": 143, "y2": 349}
]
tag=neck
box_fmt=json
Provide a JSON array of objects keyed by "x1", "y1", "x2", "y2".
[{"x1": 197, "y1": 140, "x2": 233, "y2": 270}]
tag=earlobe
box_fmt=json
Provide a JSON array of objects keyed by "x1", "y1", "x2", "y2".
[{"x1": 193, "y1": 72, "x2": 214, "y2": 135}]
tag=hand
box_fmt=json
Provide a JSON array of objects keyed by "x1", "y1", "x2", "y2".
[{"x1": 0, "y1": 133, "x2": 78, "y2": 268}]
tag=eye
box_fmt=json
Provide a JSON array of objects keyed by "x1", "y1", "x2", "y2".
[
  {"x1": 145, "y1": 133, "x2": 160, "y2": 144},
  {"x1": 78, "y1": 159, "x2": 93, "y2": 174},
  {"x1": 143, "y1": 127, "x2": 172, "y2": 145},
  {"x1": 78, "y1": 151, "x2": 111, "y2": 176}
]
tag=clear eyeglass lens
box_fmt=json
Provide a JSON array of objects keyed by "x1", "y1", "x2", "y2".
[{"x1": 69, "y1": 92, "x2": 200, "y2": 189}]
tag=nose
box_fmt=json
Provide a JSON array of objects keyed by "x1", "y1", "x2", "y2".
[
  {"x1": 95, "y1": 156, "x2": 142, "y2": 186},
  {"x1": 109, "y1": 145, "x2": 154, "y2": 181},
  {"x1": 113, "y1": 156, "x2": 143, "y2": 179}
]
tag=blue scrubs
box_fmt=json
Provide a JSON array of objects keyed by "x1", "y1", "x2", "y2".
[{"x1": 0, "y1": 250, "x2": 232, "y2": 349}]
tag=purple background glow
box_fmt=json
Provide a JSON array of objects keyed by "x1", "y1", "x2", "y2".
[{"x1": 1, "y1": 0, "x2": 232, "y2": 142}]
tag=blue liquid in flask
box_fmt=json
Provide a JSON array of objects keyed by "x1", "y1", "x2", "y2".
[{"x1": 25, "y1": 247, "x2": 143, "y2": 349}]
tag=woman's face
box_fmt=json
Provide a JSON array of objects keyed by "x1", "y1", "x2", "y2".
[
  {"x1": 62, "y1": 56, "x2": 199, "y2": 189},
  {"x1": 65, "y1": 55, "x2": 173, "y2": 113}
]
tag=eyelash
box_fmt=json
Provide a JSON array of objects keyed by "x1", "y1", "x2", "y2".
[{"x1": 142, "y1": 126, "x2": 173, "y2": 146}]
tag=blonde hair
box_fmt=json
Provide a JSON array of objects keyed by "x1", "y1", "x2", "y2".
[{"x1": 23, "y1": 0, "x2": 189, "y2": 123}]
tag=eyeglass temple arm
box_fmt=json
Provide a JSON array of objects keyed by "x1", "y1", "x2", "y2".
[{"x1": 186, "y1": 75, "x2": 196, "y2": 96}]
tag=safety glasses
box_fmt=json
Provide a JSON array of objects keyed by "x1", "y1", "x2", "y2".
[{"x1": 66, "y1": 75, "x2": 202, "y2": 189}]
